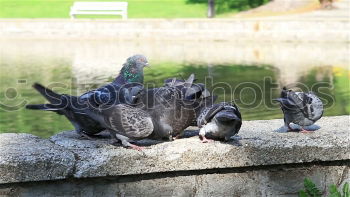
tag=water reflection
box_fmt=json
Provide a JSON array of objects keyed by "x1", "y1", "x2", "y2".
[
  {"x1": 144, "y1": 64, "x2": 349, "y2": 120},
  {"x1": 0, "y1": 39, "x2": 348, "y2": 137}
]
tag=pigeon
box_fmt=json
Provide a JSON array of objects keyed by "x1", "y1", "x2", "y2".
[
  {"x1": 273, "y1": 87, "x2": 324, "y2": 133},
  {"x1": 25, "y1": 55, "x2": 149, "y2": 137},
  {"x1": 163, "y1": 76, "x2": 212, "y2": 128},
  {"x1": 82, "y1": 74, "x2": 216, "y2": 150},
  {"x1": 112, "y1": 54, "x2": 149, "y2": 84},
  {"x1": 197, "y1": 102, "x2": 242, "y2": 143},
  {"x1": 140, "y1": 74, "x2": 216, "y2": 139},
  {"x1": 82, "y1": 104, "x2": 154, "y2": 151},
  {"x1": 79, "y1": 54, "x2": 149, "y2": 106}
]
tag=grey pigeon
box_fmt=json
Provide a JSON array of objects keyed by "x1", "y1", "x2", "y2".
[
  {"x1": 84, "y1": 104, "x2": 154, "y2": 151},
  {"x1": 274, "y1": 87, "x2": 323, "y2": 133},
  {"x1": 163, "y1": 76, "x2": 212, "y2": 128},
  {"x1": 25, "y1": 55, "x2": 149, "y2": 137},
  {"x1": 82, "y1": 74, "x2": 216, "y2": 150},
  {"x1": 142, "y1": 74, "x2": 216, "y2": 139},
  {"x1": 197, "y1": 102, "x2": 242, "y2": 142}
]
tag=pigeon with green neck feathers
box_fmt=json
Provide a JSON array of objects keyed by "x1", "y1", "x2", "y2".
[
  {"x1": 26, "y1": 54, "x2": 149, "y2": 137},
  {"x1": 114, "y1": 54, "x2": 148, "y2": 84}
]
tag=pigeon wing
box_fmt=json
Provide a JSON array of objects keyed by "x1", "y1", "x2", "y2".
[
  {"x1": 197, "y1": 104, "x2": 225, "y2": 127},
  {"x1": 274, "y1": 90, "x2": 305, "y2": 112},
  {"x1": 303, "y1": 92, "x2": 323, "y2": 121},
  {"x1": 108, "y1": 104, "x2": 154, "y2": 139}
]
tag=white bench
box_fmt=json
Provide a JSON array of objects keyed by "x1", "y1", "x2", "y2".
[{"x1": 70, "y1": 2, "x2": 128, "y2": 19}]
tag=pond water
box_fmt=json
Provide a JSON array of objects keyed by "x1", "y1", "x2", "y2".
[{"x1": 0, "y1": 39, "x2": 349, "y2": 138}]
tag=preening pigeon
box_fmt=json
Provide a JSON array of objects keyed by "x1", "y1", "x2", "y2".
[
  {"x1": 25, "y1": 54, "x2": 149, "y2": 137},
  {"x1": 163, "y1": 76, "x2": 213, "y2": 128},
  {"x1": 197, "y1": 102, "x2": 242, "y2": 143},
  {"x1": 274, "y1": 87, "x2": 323, "y2": 133},
  {"x1": 141, "y1": 74, "x2": 216, "y2": 139}
]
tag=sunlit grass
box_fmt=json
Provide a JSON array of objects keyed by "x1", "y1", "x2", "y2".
[{"x1": 0, "y1": 0, "x2": 207, "y2": 18}]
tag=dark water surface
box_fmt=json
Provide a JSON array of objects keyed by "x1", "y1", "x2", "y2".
[{"x1": 0, "y1": 41, "x2": 349, "y2": 138}]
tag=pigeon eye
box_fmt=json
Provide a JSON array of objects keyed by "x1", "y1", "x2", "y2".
[{"x1": 308, "y1": 98, "x2": 313, "y2": 104}]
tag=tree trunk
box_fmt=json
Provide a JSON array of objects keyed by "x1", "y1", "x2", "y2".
[
  {"x1": 208, "y1": 0, "x2": 215, "y2": 18},
  {"x1": 319, "y1": 0, "x2": 333, "y2": 9}
]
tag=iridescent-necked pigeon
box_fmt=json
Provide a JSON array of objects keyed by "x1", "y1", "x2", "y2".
[{"x1": 25, "y1": 55, "x2": 149, "y2": 137}]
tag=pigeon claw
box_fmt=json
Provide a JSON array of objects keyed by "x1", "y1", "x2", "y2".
[
  {"x1": 79, "y1": 132, "x2": 95, "y2": 140},
  {"x1": 129, "y1": 144, "x2": 145, "y2": 151},
  {"x1": 286, "y1": 125, "x2": 301, "y2": 132},
  {"x1": 200, "y1": 135, "x2": 213, "y2": 143},
  {"x1": 109, "y1": 139, "x2": 120, "y2": 146},
  {"x1": 300, "y1": 129, "x2": 314, "y2": 133},
  {"x1": 173, "y1": 135, "x2": 182, "y2": 140}
]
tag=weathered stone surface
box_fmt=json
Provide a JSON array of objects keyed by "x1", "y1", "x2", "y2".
[
  {"x1": 49, "y1": 115, "x2": 350, "y2": 178},
  {"x1": 0, "y1": 116, "x2": 349, "y2": 196},
  {"x1": 0, "y1": 133, "x2": 75, "y2": 184},
  {"x1": 0, "y1": 18, "x2": 348, "y2": 42},
  {"x1": 0, "y1": 165, "x2": 348, "y2": 197}
]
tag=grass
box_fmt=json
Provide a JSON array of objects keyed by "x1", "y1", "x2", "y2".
[{"x1": 0, "y1": 0, "x2": 208, "y2": 18}]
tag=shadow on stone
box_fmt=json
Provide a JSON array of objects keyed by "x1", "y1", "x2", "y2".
[
  {"x1": 274, "y1": 124, "x2": 321, "y2": 133},
  {"x1": 182, "y1": 129, "x2": 199, "y2": 138}
]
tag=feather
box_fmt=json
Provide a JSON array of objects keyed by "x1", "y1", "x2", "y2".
[
  {"x1": 32, "y1": 83, "x2": 62, "y2": 105},
  {"x1": 26, "y1": 104, "x2": 61, "y2": 111},
  {"x1": 197, "y1": 102, "x2": 242, "y2": 141},
  {"x1": 197, "y1": 104, "x2": 225, "y2": 127},
  {"x1": 275, "y1": 88, "x2": 323, "y2": 128},
  {"x1": 108, "y1": 104, "x2": 154, "y2": 139},
  {"x1": 26, "y1": 55, "x2": 148, "y2": 136}
]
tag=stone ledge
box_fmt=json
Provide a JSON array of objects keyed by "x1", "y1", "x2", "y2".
[
  {"x1": 0, "y1": 165, "x2": 348, "y2": 197},
  {"x1": 50, "y1": 115, "x2": 349, "y2": 178},
  {"x1": 0, "y1": 116, "x2": 349, "y2": 184},
  {"x1": 0, "y1": 133, "x2": 75, "y2": 184}
]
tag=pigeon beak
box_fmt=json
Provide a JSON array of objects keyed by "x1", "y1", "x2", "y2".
[{"x1": 201, "y1": 89, "x2": 210, "y2": 98}]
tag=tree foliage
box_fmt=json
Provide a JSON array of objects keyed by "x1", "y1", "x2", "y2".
[{"x1": 186, "y1": 0, "x2": 270, "y2": 14}]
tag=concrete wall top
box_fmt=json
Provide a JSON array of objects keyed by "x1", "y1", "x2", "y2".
[
  {"x1": 0, "y1": 116, "x2": 349, "y2": 184},
  {"x1": 0, "y1": 18, "x2": 348, "y2": 41}
]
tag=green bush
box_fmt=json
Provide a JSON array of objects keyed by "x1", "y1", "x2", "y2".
[
  {"x1": 299, "y1": 178, "x2": 349, "y2": 197},
  {"x1": 186, "y1": 0, "x2": 269, "y2": 14}
]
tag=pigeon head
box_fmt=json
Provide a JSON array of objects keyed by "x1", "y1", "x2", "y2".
[
  {"x1": 183, "y1": 83, "x2": 207, "y2": 100},
  {"x1": 171, "y1": 75, "x2": 200, "y2": 100},
  {"x1": 170, "y1": 74, "x2": 203, "y2": 101},
  {"x1": 115, "y1": 54, "x2": 149, "y2": 84}
]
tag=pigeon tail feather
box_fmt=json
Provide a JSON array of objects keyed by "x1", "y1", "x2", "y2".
[
  {"x1": 25, "y1": 104, "x2": 64, "y2": 115},
  {"x1": 33, "y1": 83, "x2": 62, "y2": 105}
]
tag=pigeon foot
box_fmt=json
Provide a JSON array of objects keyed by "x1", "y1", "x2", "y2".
[
  {"x1": 286, "y1": 125, "x2": 301, "y2": 132},
  {"x1": 109, "y1": 139, "x2": 120, "y2": 146},
  {"x1": 79, "y1": 132, "x2": 96, "y2": 140},
  {"x1": 300, "y1": 129, "x2": 314, "y2": 133},
  {"x1": 129, "y1": 144, "x2": 145, "y2": 151},
  {"x1": 200, "y1": 135, "x2": 213, "y2": 143},
  {"x1": 173, "y1": 135, "x2": 182, "y2": 140}
]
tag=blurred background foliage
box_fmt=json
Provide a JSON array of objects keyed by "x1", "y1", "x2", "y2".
[{"x1": 186, "y1": 0, "x2": 269, "y2": 14}]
